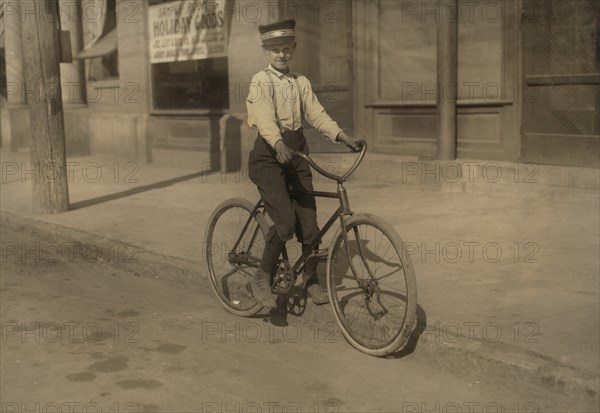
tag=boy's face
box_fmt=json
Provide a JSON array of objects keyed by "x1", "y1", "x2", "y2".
[{"x1": 263, "y1": 40, "x2": 296, "y2": 72}]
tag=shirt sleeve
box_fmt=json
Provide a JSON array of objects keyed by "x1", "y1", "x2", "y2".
[
  {"x1": 246, "y1": 73, "x2": 282, "y2": 149},
  {"x1": 298, "y1": 76, "x2": 343, "y2": 143}
]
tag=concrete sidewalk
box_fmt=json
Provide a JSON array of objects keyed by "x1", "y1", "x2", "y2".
[{"x1": 1, "y1": 148, "x2": 599, "y2": 403}]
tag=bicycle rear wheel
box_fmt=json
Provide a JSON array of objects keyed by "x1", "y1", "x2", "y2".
[
  {"x1": 327, "y1": 214, "x2": 417, "y2": 357},
  {"x1": 204, "y1": 198, "x2": 269, "y2": 316}
]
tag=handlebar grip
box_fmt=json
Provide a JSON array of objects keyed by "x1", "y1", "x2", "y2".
[{"x1": 352, "y1": 140, "x2": 365, "y2": 152}]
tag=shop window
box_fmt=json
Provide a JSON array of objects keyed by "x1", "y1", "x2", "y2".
[
  {"x1": 151, "y1": 57, "x2": 229, "y2": 110},
  {"x1": 148, "y1": 0, "x2": 229, "y2": 110},
  {"x1": 77, "y1": 0, "x2": 119, "y2": 81},
  {"x1": 88, "y1": 53, "x2": 119, "y2": 81}
]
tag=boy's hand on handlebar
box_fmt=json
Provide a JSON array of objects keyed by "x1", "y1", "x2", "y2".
[
  {"x1": 274, "y1": 140, "x2": 294, "y2": 164},
  {"x1": 337, "y1": 132, "x2": 362, "y2": 152}
]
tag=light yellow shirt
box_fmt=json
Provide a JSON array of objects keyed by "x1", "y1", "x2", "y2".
[{"x1": 246, "y1": 64, "x2": 343, "y2": 149}]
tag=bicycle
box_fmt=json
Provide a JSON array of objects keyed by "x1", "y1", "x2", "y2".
[{"x1": 204, "y1": 141, "x2": 417, "y2": 357}]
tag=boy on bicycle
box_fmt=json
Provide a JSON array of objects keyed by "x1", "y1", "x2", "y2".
[{"x1": 246, "y1": 19, "x2": 360, "y2": 309}]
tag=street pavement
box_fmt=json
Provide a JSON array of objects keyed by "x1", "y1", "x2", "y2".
[
  {"x1": 1, "y1": 224, "x2": 597, "y2": 413},
  {"x1": 1, "y1": 148, "x2": 599, "y2": 411}
]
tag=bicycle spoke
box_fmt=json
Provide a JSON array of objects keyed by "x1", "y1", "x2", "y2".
[
  {"x1": 328, "y1": 215, "x2": 416, "y2": 355},
  {"x1": 206, "y1": 201, "x2": 267, "y2": 316}
]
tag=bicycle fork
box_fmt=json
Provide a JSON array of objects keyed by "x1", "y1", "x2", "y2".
[{"x1": 338, "y1": 188, "x2": 389, "y2": 320}]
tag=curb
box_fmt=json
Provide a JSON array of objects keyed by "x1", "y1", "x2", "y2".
[
  {"x1": 289, "y1": 296, "x2": 599, "y2": 403},
  {"x1": 1, "y1": 209, "x2": 598, "y2": 404},
  {"x1": 0, "y1": 209, "x2": 206, "y2": 288}
]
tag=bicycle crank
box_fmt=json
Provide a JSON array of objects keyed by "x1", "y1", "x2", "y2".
[{"x1": 271, "y1": 259, "x2": 295, "y2": 295}]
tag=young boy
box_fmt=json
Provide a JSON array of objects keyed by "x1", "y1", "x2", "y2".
[{"x1": 246, "y1": 19, "x2": 360, "y2": 309}]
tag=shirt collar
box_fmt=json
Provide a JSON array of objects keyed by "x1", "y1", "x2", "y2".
[{"x1": 267, "y1": 64, "x2": 292, "y2": 79}]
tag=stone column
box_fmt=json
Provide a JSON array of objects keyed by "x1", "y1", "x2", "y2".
[
  {"x1": 1, "y1": 0, "x2": 30, "y2": 150},
  {"x1": 436, "y1": 0, "x2": 458, "y2": 160},
  {"x1": 59, "y1": 0, "x2": 86, "y2": 104},
  {"x1": 59, "y1": 0, "x2": 90, "y2": 155},
  {"x1": 3, "y1": 0, "x2": 25, "y2": 104}
]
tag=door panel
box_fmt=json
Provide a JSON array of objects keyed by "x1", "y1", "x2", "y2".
[
  {"x1": 354, "y1": 0, "x2": 520, "y2": 160},
  {"x1": 521, "y1": 0, "x2": 600, "y2": 167}
]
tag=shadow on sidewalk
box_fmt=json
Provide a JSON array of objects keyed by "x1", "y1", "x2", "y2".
[
  {"x1": 69, "y1": 170, "x2": 216, "y2": 210},
  {"x1": 391, "y1": 304, "x2": 428, "y2": 359}
]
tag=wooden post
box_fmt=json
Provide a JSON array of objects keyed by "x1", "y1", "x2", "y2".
[
  {"x1": 21, "y1": 0, "x2": 70, "y2": 213},
  {"x1": 436, "y1": 0, "x2": 458, "y2": 160}
]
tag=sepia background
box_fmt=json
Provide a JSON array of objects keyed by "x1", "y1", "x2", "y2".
[
  {"x1": 0, "y1": 1, "x2": 599, "y2": 412},
  {"x1": 2, "y1": 0, "x2": 598, "y2": 167}
]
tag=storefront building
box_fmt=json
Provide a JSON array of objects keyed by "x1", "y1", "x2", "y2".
[{"x1": 1, "y1": 0, "x2": 598, "y2": 168}]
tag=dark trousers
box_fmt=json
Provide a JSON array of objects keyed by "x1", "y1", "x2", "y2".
[{"x1": 248, "y1": 129, "x2": 319, "y2": 275}]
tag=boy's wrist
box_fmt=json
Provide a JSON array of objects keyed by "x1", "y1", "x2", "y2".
[{"x1": 337, "y1": 131, "x2": 348, "y2": 143}]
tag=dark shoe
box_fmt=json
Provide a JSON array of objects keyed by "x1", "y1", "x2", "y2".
[
  {"x1": 250, "y1": 269, "x2": 277, "y2": 309},
  {"x1": 268, "y1": 295, "x2": 289, "y2": 327}
]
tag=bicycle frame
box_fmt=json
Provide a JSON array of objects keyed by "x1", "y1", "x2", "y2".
[
  {"x1": 208, "y1": 140, "x2": 416, "y2": 355},
  {"x1": 228, "y1": 187, "x2": 344, "y2": 276},
  {"x1": 229, "y1": 185, "x2": 378, "y2": 292},
  {"x1": 228, "y1": 139, "x2": 379, "y2": 288},
  {"x1": 289, "y1": 182, "x2": 379, "y2": 287}
]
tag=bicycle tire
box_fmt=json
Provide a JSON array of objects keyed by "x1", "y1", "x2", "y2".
[
  {"x1": 204, "y1": 198, "x2": 269, "y2": 317},
  {"x1": 326, "y1": 213, "x2": 417, "y2": 357}
]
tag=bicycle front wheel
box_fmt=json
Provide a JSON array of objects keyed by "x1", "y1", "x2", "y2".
[
  {"x1": 327, "y1": 214, "x2": 417, "y2": 357},
  {"x1": 204, "y1": 198, "x2": 268, "y2": 317}
]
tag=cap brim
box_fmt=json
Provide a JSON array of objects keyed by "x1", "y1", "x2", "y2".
[{"x1": 262, "y1": 37, "x2": 295, "y2": 46}]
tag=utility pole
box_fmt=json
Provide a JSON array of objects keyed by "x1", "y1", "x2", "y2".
[{"x1": 21, "y1": 0, "x2": 69, "y2": 213}]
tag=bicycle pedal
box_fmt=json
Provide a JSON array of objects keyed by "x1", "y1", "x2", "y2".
[
  {"x1": 271, "y1": 260, "x2": 295, "y2": 295},
  {"x1": 271, "y1": 271, "x2": 294, "y2": 295}
]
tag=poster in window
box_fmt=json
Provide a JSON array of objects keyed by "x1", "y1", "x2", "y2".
[{"x1": 149, "y1": 0, "x2": 227, "y2": 63}]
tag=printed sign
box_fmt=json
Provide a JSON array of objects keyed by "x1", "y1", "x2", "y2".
[{"x1": 149, "y1": 0, "x2": 227, "y2": 63}]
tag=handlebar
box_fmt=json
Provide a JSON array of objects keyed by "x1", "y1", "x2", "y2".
[{"x1": 292, "y1": 140, "x2": 367, "y2": 183}]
